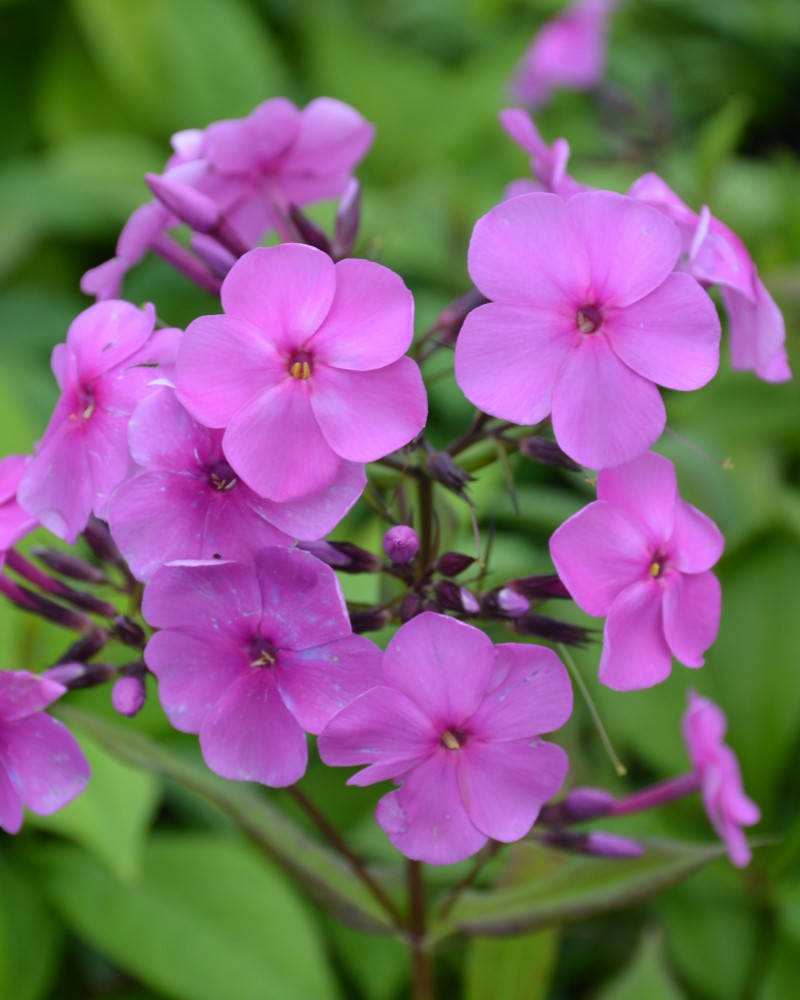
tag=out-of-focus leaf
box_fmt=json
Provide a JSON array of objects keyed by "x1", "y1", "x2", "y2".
[
  {"x1": 596, "y1": 931, "x2": 683, "y2": 1000},
  {"x1": 57, "y1": 706, "x2": 395, "y2": 932},
  {"x1": 329, "y1": 922, "x2": 408, "y2": 1000},
  {"x1": 756, "y1": 931, "x2": 800, "y2": 1000},
  {"x1": 0, "y1": 855, "x2": 62, "y2": 1000},
  {"x1": 28, "y1": 728, "x2": 161, "y2": 882},
  {"x1": 37, "y1": 834, "x2": 338, "y2": 1000},
  {"x1": 435, "y1": 840, "x2": 725, "y2": 938},
  {"x1": 465, "y1": 929, "x2": 559, "y2": 1000},
  {"x1": 695, "y1": 96, "x2": 752, "y2": 195}
]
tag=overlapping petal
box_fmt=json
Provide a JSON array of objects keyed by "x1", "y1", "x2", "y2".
[
  {"x1": 662, "y1": 570, "x2": 721, "y2": 668},
  {"x1": 599, "y1": 580, "x2": 673, "y2": 690},
  {"x1": 0, "y1": 714, "x2": 89, "y2": 816},
  {"x1": 596, "y1": 451, "x2": 677, "y2": 550}
]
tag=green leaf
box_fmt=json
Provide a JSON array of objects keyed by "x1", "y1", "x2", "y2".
[
  {"x1": 435, "y1": 840, "x2": 726, "y2": 938},
  {"x1": 465, "y1": 930, "x2": 558, "y2": 1000},
  {"x1": 37, "y1": 834, "x2": 338, "y2": 1000},
  {"x1": 597, "y1": 931, "x2": 683, "y2": 1000},
  {"x1": 57, "y1": 707, "x2": 395, "y2": 932},
  {"x1": 0, "y1": 855, "x2": 62, "y2": 1000}
]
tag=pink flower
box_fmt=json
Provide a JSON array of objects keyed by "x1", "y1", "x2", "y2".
[
  {"x1": 0, "y1": 456, "x2": 37, "y2": 564},
  {"x1": 455, "y1": 190, "x2": 721, "y2": 469},
  {"x1": 499, "y1": 109, "x2": 586, "y2": 199},
  {"x1": 108, "y1": 388, "x2": 366, "y2": 581},
  {"x1": 17, "y1": 301, "x2": 176, "y2": 542},
  {"x1": 510, "y1": 0, "x2": 617, "y2": 108},
  {"x1": 683, "y1": 692, "x2": 760, "y2": 866},
  {"x1": 550, "y1": 452, "x2": 724, "y2": 690},
  {"x1": 0, "y1": 671, "x2": 90, "y2": 833},
  {"x1": 142, "y1": 548, "x2": 382, "y2": 787},
  {"x1": 176, "y1": 244, "x2": 427, "y2": 502},
  {"x1": 318, "y1": 612, "x2": 572, "y2": 865}
]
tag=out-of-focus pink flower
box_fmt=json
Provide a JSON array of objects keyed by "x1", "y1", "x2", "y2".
[
  {"x1": 683, "y1": 691, "x2": 760, "y2": 866},
  {"x1": 510, "y1": 0, "x2": 617, "y2": 108},
  {"x1": 142, "y1": 548, "x2": 382, "y2": 787},
  {"x1": 0, "y1": 456, "x2": 37, "y2": 564},
  {"x1": 17, "y1": 302, "x2": 177, "y2": 542},
  {"x1": 319, "y1": 612, "x2": 571, "y2": 865},
  {"x1": 629, "y1": 173, "x2": 791, "y2": 383},
  {"x1": 455, "y1": 190, "x2": 720, "y2": 469},
  {"x1": 499, "y1": 109, "x2": 586, "y2": 199},
  {"x1": 0, "y1": 670, "x2": 90, "y2": 833},
  {"x1": 550, "y1": 451, "x2": 724, "y2": 690},
  {"x1": 176, "y1": 244, "x2": 427, "y2": 502},
  {"x1": 108, "y1": 388, "x2": 366, "y2": 581}
]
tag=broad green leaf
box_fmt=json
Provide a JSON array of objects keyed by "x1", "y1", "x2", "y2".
[
  {"x1": 436, "y1": 840, "x2": 725, "y2": 938},
  {"x1": 465, "y1": 930, "x2": 558, "y2": 1000},
  {"x1": 756, "y1": 932, "x2": 800, "y2": 1000},
  {"x1": 37, "y1": 834, "x2": 338, "y2": 1000},
  {"x1": 329, "y1": 922, "x2": 408, "y2": 1000},
  {"x1": 28, "y1": 728, "x2": 161, "y2": 882},
  {"x1": 0, "y1": 856, "x2": 62, "y2": 1000},
  {"x1": 695, "y1": 96, "x2": 752, "y2": 195},
  {"x1": 57, "y1": 707, "x2": 395, "y2": 932},
  {"x1": 597, "y1": 931, "x2": 683, "y2": 1000}
]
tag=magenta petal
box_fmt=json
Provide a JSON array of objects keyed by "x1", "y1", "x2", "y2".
[
  {"x1": 255, "y1": 460, "x2": 365, "y2": 541},
  {"x1": 0, "y1": 763, "x2": 23, "y2": 833},
  {"x1": 0, "y1": 672, "x2": 65, "y2": 724},
  {"x1": 599, "y1": 580, "x2": 673, "y2": 690},
  {"x1": 470, "y1": 644, "x2": 572, "y2": 740},
  {"x1": 568, "y1": 192, "x2": 681, "y2": 308},
  {"x1": 128, "y1": 388, "x2": 208, "y2": 471},
  {"x1": 597, "y1": 451, "x2": 677, "y2": 551},
  {"x1": 67, "y1": 300, "x2": 155, "y2": 381},
  {"x1": 668, "y1": 500, "x2": 724, "y2": 573},
  {"x1": 0, "y1": 714, "x2": 89, "y2": 815},
  {"x1": 662, "y1": 570, "x2": 721, "y2": 668},
  {"x1": 455, "y1": 303, "x2": 575, "y2": 424},
  {"x1": 311, "y1": 358, "x2": 427, "y2": 463},
  {"x1": 459, "y1": 738, "x2": 568, "y2": 842},
  {"x1": 142, "y1": 560, "x2": 260, "y2": 632},
  {"x1": 206, "y1": 98, "x2": 298, "y2": 174},
  {"x1": 549, "y1": 501, "x2": 651, "y2": 617},
  {"x1": 223, "y1": 381, "x2": 341, "y2": 502},
  {"x1": 221, "y1": 245, "x2": 336, "y2": 350},
  {"x1": 199, "y1": 671, "x2": 307, "y2": 787},
  {"x1": 375, "y1": 751, "x2": 487, "y2": 865},
  {"x1": 317, "y1": 686, "x2": 437, "y2": 780},
  {"x1": 723, "y1": 279, "x2": 792, "y2": 383},
  {"x1": 177, "y1": 314, "x2": 286, "y2": 428},
  {"x1": 551, "y1": 336, "x2": 666, "y2": 469},
  {"x1": 469, "y1": 193, "x2": 588, "y2": 309},
  {"x1": 605, "y1": 273, "x2": 720, "y2": 390},
  {"x1": 383, "y1": 613, "x2": 493, "y2": 728},
  {"x1": 281, "y1": 97, "x2": 374, "y2": 176}
]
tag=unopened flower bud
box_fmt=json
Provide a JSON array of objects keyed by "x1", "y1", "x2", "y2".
[
  {"x1": 585, "y1": 832, "x2": 645, "y2": 859},
  {"x1": 112, "y1": 672, "x2": 147, "y2": 717},
  {"x1": 55, "y1": 628, "x2": 109, "y2": 665},
  {"x1": 287, "y1": 204, "x2": 332, "y2": 255},
  {"x1": 383, "y1": 526, "x2": 420, "y2": 564},
  {"x1": 435, "y1": 552, "x2": 475, "y2": 577},
  {"x1": 112, "y1": 616, "x2": 147, "y2": 648},
  {"x1": 301, "y1": 540, "x2": 383, "y2": 574},
  {"x1": 435, "y1": 581, "x2": 480, "y2": 615},
  {"x1": 399, "y1": 591, "x2": 425, "y2": 623},
  {"x1": 349, "y1": 608, "x2": 392, "y2": 634},
  {"x1": 508, "y1": 574, "x2": 571, "y2": 600},
  {"x1": 31, "y1": 548, "x2": 108, "y2": 585},
  {"x1": 146, "y1": 173, "x2": 221, "y2": 234},
  {"x1": 333, "y1": 179, "x2": 361, "y2": 259},
  {"x1": 190, "y1": 234, "x2": 236, "y2": 277},
  {"x1": 495, "y1": 587, "x2": 530, "y2": 617},
  {"x1": 512, "y1": 613, "x2": 592, "y2": 647},
  {"x1": 519, "y1": 436, "x2": 583, "y2": 471},
  {"x1": 432, "y1": 288, "x2": 488, "y2": 345},
  {"x1": 45, "y1": 660, "x2": 115, "y2": 689},
  {"x1": 562, "y1": 787, "x2": 616, "y2": 820},
  {"x1": 426, "y1": 451, "x2": 475, "y2": 499}
]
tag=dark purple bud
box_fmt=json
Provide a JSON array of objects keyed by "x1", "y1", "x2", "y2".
[
  {"x1": 435, "y1": 552, "x2": 475, "y2": 577},
  {"x1": 434, "y1": 581, "x2": 479, "y2": 615},
  {"x1": 55, "y1": 628, "x2": 109, "y2": 665},
  {"x1": 383, "y1": 525, "x2": 420, "y2": 564},
  {"x1": 333, "y1": 179, "x2": 361, "y2": 259},
  {"x1": 562, "y1": 787, "x2": 616, "y2": 820},
  {"x1": 349, "y1": 608, "x2": 391, "y2": 634},
  {"x1": 146, "y1": 173, "x2": 221, "y2": 233},
  {"x1": 495, "y1": 587, "x2": 530, "y2": 617},
  {"x1": 42, "y1": 662, "x2": 86, "y2": 687},
  {"x1": 44, "y1": 660, "x2": 115, "y2": 689},
  {"x1": 426, "y1": 451, "x2": 475, "y2": 499},
  {"x1": 112, "y1": 616, "x2": 147, "y2": 648},
  {"x1": 287, "y1": 204, "x2": 332, "y2": 255},
  {"x1": 83, "y1": 518, "x2": 128, "y2": 573},
  {"x1": 432, "y1": 288, "x2": 489, "y2": 345},
  {"x1": 509, "y1": 574, "x2": 571, "y2": 600},
  {"x1": 190, "y1": 234, "x2": 236, "y2": 278},
  {"x1": 308, "y1": 541, "x2": 383, "y2": 574},
  {"x1": 31, "y1": 547, "x2": 108, "y2": 585},
  {"x1": 585, "y1": 832, "x2": 645, "y2": 859},
  {"x1": 399, "y1": 591, "x2": 425, "y2": 623},
  {"x1": 18, "y1": 588, "x2": 95, "y2": 632},
  {"x1": 519, "y1": 436, "x2": 583, "y2": 471},
  {"x1": 512, "y1": 613, "x2": 592, "y2": 647},
  {"x1": 112, "y1": 671, "x2": 147, "y2": 717}
]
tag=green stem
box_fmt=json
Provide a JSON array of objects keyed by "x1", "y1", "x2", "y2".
[{"x1": 408, "y1": 860, "x2": 436, "y2": 1000}]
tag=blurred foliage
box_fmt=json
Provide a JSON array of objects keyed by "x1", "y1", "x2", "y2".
[{"x1": 1, "y1": 0, "x2": 799, "y2": 997}]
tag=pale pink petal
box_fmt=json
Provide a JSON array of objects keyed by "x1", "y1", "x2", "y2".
[
  {"x1": 604, "y1": 273, "x2": 720, "y2": 389},
  {"x1": 276, "y1": 635, "x2": 382, "y2": 735},
  {"x1": 317, "y1": 686, "x2": 437, "y2": 782},
  {"x1": 668, "y1": 500, "x2": 724, "y2": 573},
  {"x1": 199, "y1": 671, "x2": 307, "y2": 787},
  {"x1": 81, "y1": 408, "x2": 140, "y2": 519},
  {"x1": 80, "y1": 258, "x2": 128, "y2": 300},
  {"x1": 551, "y1": 335, "x2": 666, "y2": 469},
  {"x1": 0, "y1": 714, "x2": 89, "y2": 815},
  {"x1": 310, "y1": 359, "x2": 427, "y2": 463},
  {"x1": 723, "y1": 278, "x2": 791, "y2": 383},
  {"x1": 468, "y1": 194, "x2": 589, "y2": 310},
  {"x1": 662, "y1": 570, "x2": 721, "y2": 668},
  {"x1": 117, "y1": 202, "x2": 168, "y2": 261},
  {"x1": 690, "y1": 213, "x2": 756, "y2": 300},
  {"x1": 220, "y1": 245, "x2": 336, "y2": 350},
  {"x1": 309, "y1": 259, "x2": 414, "y2": 370},
  {"x1": 375, "y1": 751, "x2": 487, "y2": 865},
  {"x1": 128, "y1": 388, "x2": 209, "y2": 472},
  {"x1": 0, "y1": 456, "x2": 28, "y2": 503},
  {"x1": 627, "y1": 172, "x2": 697, "y2": 237},
  {"x1": 0, "y1": 672, "x2": 65, "y2": 723},
  {"x1": 550, "y1": 500, "x2": 651, "y2": 616},
  {"x1": 254, "y1": 460, "x2": 365, "y2": 540},
  {"x1": 0, "y1": 762, "x2": 23, "y2": 833},
  {"x1": 223, "y1": 381, "x2": 341, "y2": 502},
  {"x1": 599, "y1": 579, "x2": 672, "y2": 690},
  {"x1": 280, "y1": 97, "x2": 374, "y2": 177},
  {"x1": 455, "y1": 303, "x2": 575, "y2": 424},
  {"x1": 0, "y1": 501, "x2": 36, "y2": 552},
  {"x1": 683, "y1": 690, "x2": 728, "y2": 766},
  {"x1": 383, "y1": 613, "x2": 494, "y2": 729},
  {"x1": 144, "y1": 628, "x2": 245, "y2": 732},
  {"x1": 205, "y1": 98, "x2": 298, "y2": 174},
  {"x1": 253, "y1": 547, "x2": 351, "y2": 650},
  {"x1": 701, "y1": 746, "x2": 760, "y2": 867},
  {"x1": 469, "y1": 644, "x2": 572, "y2": 740},
  {"x1": 567, "y1": 191, "x2": 681, "y2": 308},
  {"x1": 142, "y1": 560, "x2": 261, "y2": 632},
  {"x1": 459, "y1": 738, "x2": 568, "y2": 842},
  {"x1": 596, "y1": 451, "x2": 677, "y2": 550},
  {"x1": 68, "y1": 301, "x2": 155, "y2": 381},
  {"x1": 177, "y1": 314, "x2": 286, "y2": 428}
]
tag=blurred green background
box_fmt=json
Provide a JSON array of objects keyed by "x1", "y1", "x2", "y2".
[{"x1": 1, "y1": 0, "x2": 799, "y2": 997}]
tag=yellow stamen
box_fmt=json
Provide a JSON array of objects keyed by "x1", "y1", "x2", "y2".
[
  {"x1": 210, "y1": 473, "x2": 238, "y2": 491},
  {"x1": 289, "y1": 360, "x2": 311, "y2": 380},
  {"x1": 441, "y1": 730, "x2": 461, "y2": 750},
  {"x1": 649, "y1": 562, "x2": 662, "y2": 578},
  {"x1": 251, "y1": 650, "x2": 276, "y2": 667}
]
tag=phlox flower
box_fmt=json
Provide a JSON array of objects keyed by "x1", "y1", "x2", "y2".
[
  {"x1": 0, "y1": 671, "x2": 90, "y2": 833},
  {"x1": 176, "y1": 244, "x2": 427, "y2": 502},
  {"x1": 510, "y1": 0, "x2": 617, "y2": 108},
  {"x1": 142, "y1": 548, "x2": 382, "y2": 787},
  {"x1": 455, "y1": 190, "x2": 721, "y2": 469},
  {"x1": 550, "y1": 451, "x2": 724, "y2": 690},
  {"x1": 17, "y1": 301, "x2": 178, "y2": 542},
  {"x1": 108, "y1": 388, "x2": 366, "y2": 581},
  {"x1": 0, "y1": 456, "x2": 37, "y2": 563},
  {"x1": 683, "y1": 692, "x2": 760, "y2": 866},
  {"x1": 318, "y1": 612, "x2": 572, "y2": 865}
]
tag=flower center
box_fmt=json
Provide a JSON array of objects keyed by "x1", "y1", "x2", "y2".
[
  {"x1": 72, "y1": 387, "x2": 96, "y2": 422},
  {"x1": 249, "y1": 637, "x2": 277, "y2": 667},
  {"x1": 208, "y1": 461, "x2": 238, "y2": 491},
  {"x1": 576, "y1": 304, "x2": 602, "y2": 335},
  {"x1": 441, "y1": 729, "x2": 466, "y2": 750},
  {"x1": 649, "y1": 556, "x2": 665, "y2": 578},
  {"x1": 288, "y1": 352, "x2": 313, "y2": 380}
]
